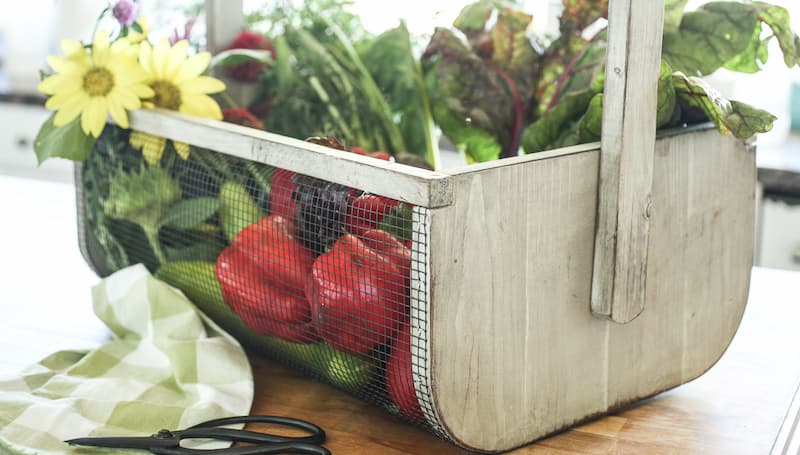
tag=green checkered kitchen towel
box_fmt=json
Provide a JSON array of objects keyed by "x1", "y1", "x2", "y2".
[{"x1": 0, "y1": 264, "x2": 254, "y2": 454}]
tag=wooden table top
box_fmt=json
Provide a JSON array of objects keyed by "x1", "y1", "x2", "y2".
[
  {"x1": 247, "y1": 266, "x2": 800, "y2": 454},
  {"x1": 2, "y1": 175, "x2": 800, "y2": 454}
]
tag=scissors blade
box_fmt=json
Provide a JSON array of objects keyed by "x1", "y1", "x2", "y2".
[{"x1": 65, "y1": 435, "x2": 176, "y2": 449}]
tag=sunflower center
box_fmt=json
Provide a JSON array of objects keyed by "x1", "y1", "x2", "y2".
[
  {"x1": 83, "y1": 68, "x2": 114, "y2": 97},
  {"x1": 151, "y1": 80, "x2": 182, "y2": 110}
]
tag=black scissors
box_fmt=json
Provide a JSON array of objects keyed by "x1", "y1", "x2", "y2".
[{"x1": 65, "y1": 415, "x2": 330, "y2": 455}]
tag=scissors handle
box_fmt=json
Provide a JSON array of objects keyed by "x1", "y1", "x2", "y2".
[
  {"x1": 150, "y1": 442, "x2": 331, "y2": 455},
  {"x1": 180, "y1": 415, "x2": 326, "y2": 445}
]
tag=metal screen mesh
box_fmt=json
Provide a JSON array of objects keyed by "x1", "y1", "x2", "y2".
[{"x1": 75, "y1": 125, "x2": 436, "y2": 430}]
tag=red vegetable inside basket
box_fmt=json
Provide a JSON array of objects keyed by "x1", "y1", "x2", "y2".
[
  {"x1": 306, "y1": 232, "x2": 408, "y2": 355},
  {"x1": 215, "y1": 214, "x2": 317, "y2": 342},
  {"x1": 387, "y1": 325, "x2": 424, "y2": 420}
]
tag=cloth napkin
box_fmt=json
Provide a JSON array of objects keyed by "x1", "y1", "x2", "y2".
[{"x1": 0, "y1": 264, "x2": 254, "y2": 454}]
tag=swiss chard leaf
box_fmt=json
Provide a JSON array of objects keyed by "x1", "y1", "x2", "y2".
[
  {"x1": 672, "y1": 72, "x2": 776, "y2": 138},
  {"x1": 521, "y1": 89, "x2": 594, "y2": 153},
  {"x1": 723, "y1": 24, "x2": 769, "y2": 74},
  {"x1": 423, "y1": 2, "x2": 542, "y2": 161},
  {"x1": 663, "y1": 1, "x2": 799, "y2": 76},
  {"x1": 423, "y1": 28, "x2": 512, "y2": 162},
  {"x1": 664, "y1": 0, "x2": 689, "y2": 33},
  {"x1": 34, "y1": 113, "x2": 97, "y2": 163},
  {"x1": 360, "y1": 23, "x2": 439, "y2": 166},
  {"x1": 560, "y1": 0, "x2": 608, "y2": 36}
]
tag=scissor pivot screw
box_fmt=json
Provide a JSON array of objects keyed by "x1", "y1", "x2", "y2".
[{"x1": 154, "y1": 430, "x2": 173, "y2": 439}]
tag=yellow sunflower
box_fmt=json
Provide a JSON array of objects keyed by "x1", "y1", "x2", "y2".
[
  {"x1": 131, "y1": 38, "x2": 225, "y2": 164},
  {"x1": 38, "y1": 30, "x2": 153, "y2": 138}
]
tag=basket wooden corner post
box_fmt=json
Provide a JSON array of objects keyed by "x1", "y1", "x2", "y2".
[{"x1": 424, "y1": 0, "x2": 754, "y2": 451}]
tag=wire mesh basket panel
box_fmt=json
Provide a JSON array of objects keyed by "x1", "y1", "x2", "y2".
[{"x1": 76, "y1": 125, "x2": 437, "y2": 430}]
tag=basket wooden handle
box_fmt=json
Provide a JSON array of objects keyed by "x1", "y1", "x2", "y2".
[
  {"x1": 205, "y1": 0, "x2": 244, "y2": 54},
  {"x1": 591, "y1": 0, "x2": 665, "y2": 323}
]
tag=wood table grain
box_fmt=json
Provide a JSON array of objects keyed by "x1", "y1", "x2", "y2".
[{"x1": 247, "y1": 267, "x2": 800, "y2": 455}]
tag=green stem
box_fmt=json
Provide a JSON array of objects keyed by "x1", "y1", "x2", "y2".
[
  {"x1": 245, "y1": 161, "x2": 271, "y2": 194},
  {"x1": 218, "y1": 92, "x2": 239, "y2": 110},
  {"x1": 143, "y1": 224, "x2": 167, "y2": 264}
]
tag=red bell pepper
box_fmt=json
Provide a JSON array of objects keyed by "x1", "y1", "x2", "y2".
[
  {"x1": 386, "y1": 325, "x2": 424, "y2": 420},
  {"x1": 269, "y1": 168, "x2": 296, "y2": 220},
  {"x1": 306, "y1": 233, "x2": 407, "y2": 355},
  {"x1": 215, "y1": 215, "x2": 317, "y2": 343},
  {"x1": 345, "y1": 195, "x2": 400, "y2": 236},
  {"x1": 360, "y1": 228, "x2": 411, "y2": 295}
]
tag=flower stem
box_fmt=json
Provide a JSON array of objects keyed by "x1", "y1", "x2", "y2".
[{"x1": 142, "y1": 224, "x2": 167, "y2": 264}]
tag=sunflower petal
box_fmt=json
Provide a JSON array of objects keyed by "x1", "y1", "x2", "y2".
[
  {"x1": 61, "y1": 39, "x2": 81, "y2": 55},
  {"x1": 53, "y1": 95, "x2": 88, "y2": 127},
  {"x1": 180, "y1": 76, "x2": 225, "y2": 95},
  {"x1": 164, "y1": 40, "x2": 189, "y2": 79},
  {"x1": 173, "y1": 141, "x2": 191, "y2": 160},
  {"x1": 152, "y1": 38, "x2": 171, "y2": 79},
  {"x1": 39, "y1": 74, "x2": 81, "y2": 96},
  {"x1": 82, "y1": 97, "x2": 108, "y2": 138},
  {"x1": 174, "y1": 52, "x2": 211, "y2": 83},
  {"x1": 180, "y1": 94, "x2": 222, "y2": 120},
  {"x1": 139, "y1": 42, "x2": 154, "y2": 78},
  {"x1": 47, "y1": 56, "x2": 80, "y2": 74},
  {"x1": 111, "y1": 88, "x2": 144, "y2": 110},
  {"x1": 106, "y1": 96, "x2": 129, "y2": 128}
]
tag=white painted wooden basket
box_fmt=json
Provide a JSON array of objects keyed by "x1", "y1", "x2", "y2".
[{"x1": 78, "y1": 0, "x2": 755, "y2": 452}]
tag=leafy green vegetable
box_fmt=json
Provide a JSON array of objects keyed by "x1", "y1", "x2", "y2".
[
  {"x1": 423, "y1": 1, "x2": 542, "y2": 162},
  {"x1": 360, "y1": 23, "x2": 439, "y2": 166},
  {"x1": 34, "y1": 113, "x2": 97, "y2": 164},
  {"x1": 663, "y1": 1, "x2": 799, "y2": 76},
  {"x1": 261, "y1": 22, "x2": 409, "y2": 158},
  {"x1": 104, "y1": 166, "x2": 182, "y2": 264},
  {"x1": 664, "y1": 0, "x2": 689, "y2": 33},
  {"x1": 521, "y1": 90, "x2": 594, "y2": 153},
  {"x1": 672, "y1": 73, "x2": 776, "y2": 138},
  {"x1": 162, "y1": 197, "x2": 221, "y2": 230},
  {"x1": 722, "y1": 24, "x2": 770, "y2": 74}
]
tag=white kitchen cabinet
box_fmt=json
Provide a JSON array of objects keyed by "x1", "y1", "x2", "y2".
[
  {"x1": 758, "y1": 197, "x2": 800, "y2": 271},
  {"x1": 0, "y1": 102, "x2": 75, "y2": 183}
]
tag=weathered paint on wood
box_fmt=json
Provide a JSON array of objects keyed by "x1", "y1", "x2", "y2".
[
  {"x1": 592, "y1": 0, "x2": 666, "y2": 323},
  {"x1": 426, "y1": 130, "x2": 754, "y2": 451},
  {"x1": 128, "y1": 109, "x2": 452, "y2": 208}
]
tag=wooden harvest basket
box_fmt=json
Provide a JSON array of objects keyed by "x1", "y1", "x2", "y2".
[{"x1": 75, "y1": 0, "x2": 755, "y2": 452}]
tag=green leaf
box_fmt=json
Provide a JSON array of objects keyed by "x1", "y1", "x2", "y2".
[
  {"x1": 751, "y1": 1, "x2": 797, "y2": 68},
  {"x1": 165, "y1": 240, "x2": 226, "y2": 263},
  {"x1": 656, "y1": 60, "x2": 677, "y2": 128},
  {"x1": 672, "y1": 72, "x2": 776, "y2": 138},
  {"x1": 34, "y1": 113, "x2": 97, "y2": 164},
  {"x1": 723, "y1": 24, "x2": 769, "y2": 74},
  {"x1": 664, "y1": 0, "x2": 689, "y2": 33},
  {"x1": 560, "y1": 0, "x2": 609, "y2": 36},
  {"x1": 360, "y1": 22, "x2": 439, "y2": 166},
  {"x1": 377, "y1": 204, "x2": 414, "y2": 243},
  {"x1": 662, "y1": 3, "x2": 758, "y2": 76},
  {"x1": 423, "y1": 28, "x2": 511, "y2": 162},
  {"x1": 577, "y1": 94, "x2": 603, "y2": 142},
  {"x1": 162, "y1": 197, "x2": 221, "y2": 230},
  {"x1": 521, "y1": 89, "x2": 594, "y2": 154},
  {"x1": 454, "y1": 0, "x2": 495, "y2": 37},
  {"x1": 210, "y1": 49, "x2": 273, "y2": 69},
  {"x1": 663, "y1": 1, "x2": 799, "y2": 76},
  {"x1": 490, "y1": 8, "x2": 540, "y2": 99}
]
